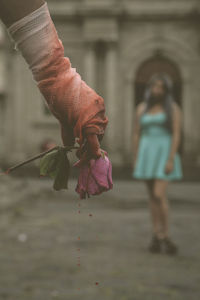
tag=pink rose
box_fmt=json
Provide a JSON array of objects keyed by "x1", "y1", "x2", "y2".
[{"x1": 74, "y1": 153, "x2": 113, "y2": 199}]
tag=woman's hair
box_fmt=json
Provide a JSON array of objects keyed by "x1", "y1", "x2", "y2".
[{"x1": 143, "y1": 73, "x2": 174, "y2": 131}]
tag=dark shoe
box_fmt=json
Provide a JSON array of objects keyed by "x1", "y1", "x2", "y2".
[
  {"x1": 148, "y1": 235, "x2": 161, "y2": 253},
  {"x1": 163, "y1": 237, "x2": 178, "y2": 255}
]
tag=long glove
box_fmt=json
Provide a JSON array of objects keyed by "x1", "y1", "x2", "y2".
[{"x1": 8, "y1": 2, "x2": 108, "y2": 158}]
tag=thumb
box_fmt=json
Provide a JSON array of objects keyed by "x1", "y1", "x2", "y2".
[{"x1": 86, "y1": 134, "x2": 101, "y2": 159}]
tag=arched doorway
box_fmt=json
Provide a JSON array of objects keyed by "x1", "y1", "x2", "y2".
[{"x1": 134, "y1": 55, "x2": 182, "y2": 106}]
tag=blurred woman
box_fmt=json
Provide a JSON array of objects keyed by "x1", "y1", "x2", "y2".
[{"x1": 132, "y1": 74, "x2": 183, "y2": 255}]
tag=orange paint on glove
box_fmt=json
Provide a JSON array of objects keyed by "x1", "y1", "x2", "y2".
[
  {"x1": 33, "y1": 36, "x2": 108, "y2": 150},
  {"x1": 8, "y1": 2, "x2": 108, "y2": 157}
]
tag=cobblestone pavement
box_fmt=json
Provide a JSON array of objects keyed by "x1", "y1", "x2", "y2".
[{"x1": 0, "y1": 175, "x2": 200, "y2": 300}]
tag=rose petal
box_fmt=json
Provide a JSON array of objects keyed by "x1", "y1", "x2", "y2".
[{"x1": 74, "y1": 153, "x2": 113, "y2": 199}]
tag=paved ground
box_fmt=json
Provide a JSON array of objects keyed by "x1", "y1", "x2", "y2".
[{"x1": 0, "y1": 175, "x2": 200, "y2": 300}]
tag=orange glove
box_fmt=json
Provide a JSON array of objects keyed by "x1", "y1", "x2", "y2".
[
  {"x1": 35, "y1": 41, "x2": 108, "y2": 157},
  {"x1": 8, "y1": 2, "x2": 108, "y2": 158}
]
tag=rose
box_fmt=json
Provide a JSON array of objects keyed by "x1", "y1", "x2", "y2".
[{"x1": 74, "y1": 151, "x2": 113, "y2": 199}]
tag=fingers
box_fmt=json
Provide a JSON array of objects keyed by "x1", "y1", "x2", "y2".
[
  {"x1": 165, "y1": 164, "x2": 173, "y2": 174},
  {"x1": 86, "y1": 134, "x2": 101, "y2": 159},
  {"x1": 60, "y1": 123, "x2": 75, "y2": 147},
  {"x1": 75, "y1": 133, "x2": 102, "y2": 166}
]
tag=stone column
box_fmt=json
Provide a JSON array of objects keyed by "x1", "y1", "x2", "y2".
[
  {"x1": 0, "y1": 26, "x2": 6, "y2": 162},
  {"x1": 0, "y1": 49, "x2": 6, "y2": 160},
  {"x1": 123, "y1": 77, "x2": 134, "y2": 163},
  {"x1": 5, "y1": 52, "x2": 28, "y2": 163},
  {"x1": 105, "y1": 41, "x2": 121, "y2": 164},
  {"x1": 84, "y1": 42, "x2": 96, "y2": 90}
]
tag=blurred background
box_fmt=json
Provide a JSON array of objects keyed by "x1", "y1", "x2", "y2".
[{"x1": 0, "y1": 0, "x2": 200, "y2": 299}]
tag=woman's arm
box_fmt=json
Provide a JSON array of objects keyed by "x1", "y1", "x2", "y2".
[
  {"x1": 168, "y1": 102, "x2": 182, "y2": 161},
  {"x1": 165, "y1": 102, "x2": 182, "y2": 174},
  {"x1": 132, "y1": 102, "x2": 145, "y2": 168}
]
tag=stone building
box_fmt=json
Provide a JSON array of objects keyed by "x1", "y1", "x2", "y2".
[{"x1": 0, "y1": 0, "x2": 200, "y2": 178}]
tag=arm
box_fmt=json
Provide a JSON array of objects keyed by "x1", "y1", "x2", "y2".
[
  {"x1": 165, "y1": 102, "x2": 182, "y2": 173},
  {"x1": 0, "y1": 0, "x2": 108, "y2": 159},
  {"x1": 168, "y1": 102, "x2": 182, "y2": 160}
]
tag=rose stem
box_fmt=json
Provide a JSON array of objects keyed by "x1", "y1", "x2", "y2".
[{"x1": 6, "y1": 145, "x2": 79, "y2": 173}]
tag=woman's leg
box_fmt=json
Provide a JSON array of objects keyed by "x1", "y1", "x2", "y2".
[
  {"x1": 153, "y1": 180, "x2": 169, "y2": 239},
  {"x1": 145, "y1": 180, "x2": 161, "y2": 237},
  {"x1": 153, "y1": 179, "x2": 178, "y2": 254}
]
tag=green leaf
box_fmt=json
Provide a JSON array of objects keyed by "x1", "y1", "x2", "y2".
[
  {"x1": 39, "y1": 150, "x2": 58, "y2": 177},
  {"x1": 101, "y1": 150, "x2": 106, "y2": 159},
  {"x1": 39, "y1": 147, "x2": 70, "y2": 191},
  {"x1": 53, "y1": 148, "x2": 70, "y2": 191}
]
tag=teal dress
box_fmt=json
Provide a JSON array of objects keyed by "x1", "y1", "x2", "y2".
[{"x1": 133, "y1": 112, "x2": 183, "y2": 181}]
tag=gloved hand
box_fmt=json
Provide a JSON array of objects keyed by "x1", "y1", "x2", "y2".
[
  {"x1": 36, "y1": 43, "x2": 108, "y2": 157},
  {"x1": 75, "y1": 132, "x2": 102, "y2": 165},
  {"x1": 8, "y1": 2, "x2": 108, "y2": 158},
  {"x1": 86, "y1": 133, "x2": 102, "y2": 158}
]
